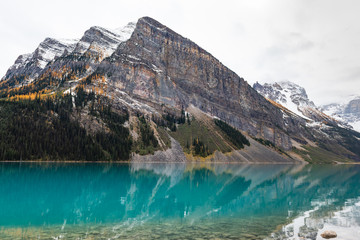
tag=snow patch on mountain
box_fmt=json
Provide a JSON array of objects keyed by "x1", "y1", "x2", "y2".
[
  {"x1": 352, "y1": 121, "x2": 360, "y2": 132},
  {"x1": 72, "y1": 22, "x2": 136, "y2": 59},
  {"x1": 36, "y1": 38, "x2": 79, "y2": 68},
  {"x1": 113, "y1": 22, "x2": 136, "y2": 42}
]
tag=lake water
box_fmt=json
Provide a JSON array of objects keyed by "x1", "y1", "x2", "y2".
[{"x1": 0, "y1": 163, "x2": 359, "y2": 239}]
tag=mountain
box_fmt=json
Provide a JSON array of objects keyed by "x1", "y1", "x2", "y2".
[
  {"x1": 253, "y1": 81, "x2": 347, "y2": 126},
  {"x1": 321, "y1": 97, "x2": 360, "y2": 132},
  {"x1": 1, "y1": 16, "x2": 360, "y2": 163},
  {"x1": 253, "y1": 81, "x2": 360, "y2": 133}
]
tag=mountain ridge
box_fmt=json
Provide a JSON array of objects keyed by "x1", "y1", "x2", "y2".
[
  {"x1": 1, "y1": 37, "x2": 79, "y2": 82},
  {"x1": 1, "y1": 21, "x2": 136, "y2": 84}
]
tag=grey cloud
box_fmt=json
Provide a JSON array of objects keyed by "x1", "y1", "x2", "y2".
[
  {"x1": 343, "y1": 68, "x2": 360, "y2": 82},
  {"x1": 266, "y1": 33, "x2": 314, "y2": 57}
]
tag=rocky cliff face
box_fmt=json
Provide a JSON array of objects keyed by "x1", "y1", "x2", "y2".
[
  {"x1": 1, "y1": 16, "x2": 360, "y2": 162},
  {"x1": 96, "y1": 17, "x2": 300, "y2": 150}
]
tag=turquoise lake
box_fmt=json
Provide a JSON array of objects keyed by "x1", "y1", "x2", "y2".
[{"x1": 0, "y1": 163, "x2": 360, "y2": 239}]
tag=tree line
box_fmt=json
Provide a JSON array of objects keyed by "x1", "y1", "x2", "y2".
[{"x1": 0, "y1": 91, "x2": 132, "y2": 161}]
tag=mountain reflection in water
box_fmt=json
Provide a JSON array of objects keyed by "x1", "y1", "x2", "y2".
[{"x1": 0, "y1": 163, "x2": 359, "y2": 239}]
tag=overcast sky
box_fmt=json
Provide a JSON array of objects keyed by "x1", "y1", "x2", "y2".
[{"x1": 1, "y1": 0, "x2": 359, "y2": 105}]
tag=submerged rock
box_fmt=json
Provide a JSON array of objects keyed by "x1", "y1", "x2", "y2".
[{"x1": 320, "y1": 230, "x2": 337, "y2": 239}]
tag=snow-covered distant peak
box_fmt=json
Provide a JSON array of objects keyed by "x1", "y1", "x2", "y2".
[
  {"x1": 339, "y1": 95, "x2": 360, "y2": 105},
  {"x1": 321, "y1": 96, "x2": 360, "y2": 133},
  {"x1": 321, "y1": 95, "x2": 360, "y2": 117},
  {"x1": 254, "y1": 81, "x2": 355, "y2": 129},
  {"x1": 255, "y1": 81, "x2": 345, "y2": 127},
  {"x1": 321, "y1": 103, "x2": 344, "y2": 116},
  {"x1": 254, "y1": 81, "x2": 316, "y2": 115}
]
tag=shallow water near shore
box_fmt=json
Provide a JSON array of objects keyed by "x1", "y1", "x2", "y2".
[{"x1": 0, "y1": 162, "x2": 359, "y2": 239}]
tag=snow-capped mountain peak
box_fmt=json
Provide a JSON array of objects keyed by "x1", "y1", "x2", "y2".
[
  {"x1": 253, "y1": 81, "x2": 316, "y2": 120},
  {"x1": 254, "y1": 81, "x2": 360, "y2": 132},
  {"x1": 253, "y1": 80, "x2": 354, "y2": 131}
]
